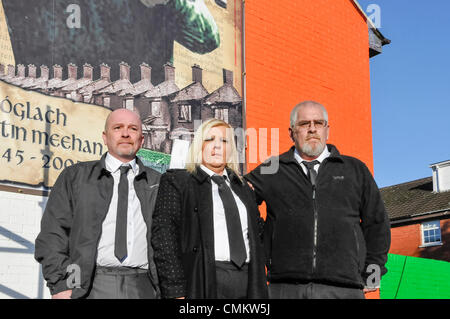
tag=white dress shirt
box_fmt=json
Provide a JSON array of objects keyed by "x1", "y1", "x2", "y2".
[
  {"x1": 294, "y1": 146, "x2": 331, "y2": 175},
  {"x1": 96, "y1": 153, "x2": 148, "y2": 269},
  {"x1": 200, "y1": 165, "x2": 250, "y2": 263}
]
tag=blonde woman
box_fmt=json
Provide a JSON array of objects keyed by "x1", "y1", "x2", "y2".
[{"x1": 152, "y1": 119, "x2": 267, "y2": 299}]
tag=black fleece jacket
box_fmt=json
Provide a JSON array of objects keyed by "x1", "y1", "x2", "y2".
[{"x1": 245, "y1": 145, "x2": 391, "y2": 289}]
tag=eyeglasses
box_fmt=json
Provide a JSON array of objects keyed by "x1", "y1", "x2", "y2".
[{"x1": 295, "y1": 120, "x2": 328, "y2": 130}]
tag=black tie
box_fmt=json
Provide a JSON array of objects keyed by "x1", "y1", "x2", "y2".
[
  {"x1": 211, "y1": 174, "x2": 247, "y2": 268},
  {"x1": 303, "y1": 160, "x2": 320, "y2": 186},
  {"x1": 115, "y1": 165, "x2": 131, "y2": 262}
]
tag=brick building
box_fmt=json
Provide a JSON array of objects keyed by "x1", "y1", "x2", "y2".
[
  {"x1": 381, "y1": 160, "x2": 450, "y2": 262},
  {"x1": 0, "y1": 0, "x2": 388, "y2": 169},
  {"x1": 245, "y1": 0, "x2": 389, "y2": 173},
  {"x1": 0, "y1": 0, "x2": 390, "y2": 298},
  {"x1": 244, "y1": 0, "x2": 389, "y2": 299}
]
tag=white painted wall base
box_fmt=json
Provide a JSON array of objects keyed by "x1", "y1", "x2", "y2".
[{"x1": 0, "y1": 190, "x2": 51, "y2": 299}]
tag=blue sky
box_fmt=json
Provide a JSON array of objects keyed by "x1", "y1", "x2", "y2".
[{"x1": 357, "y1": 0, "x2": 450, "y2": 188}]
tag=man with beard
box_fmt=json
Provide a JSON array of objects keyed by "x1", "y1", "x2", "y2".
[{"x1": 245, "y1": 101, "x2": 391, "y2": 299}]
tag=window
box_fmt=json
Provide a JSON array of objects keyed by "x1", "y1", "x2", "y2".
[
  {"x1": 421, "y1": 220, "x2": 442, "y2": 247},
  {"x1": 214, "y1": 108, "x2": 229, "y2": 123},
  {"x1": 178, "y1": 104, "x2": 191, "y2": 122},
  {"x1": 151, "y1": 101, "x2": 161, "y2": 116},
  {"x1": 124, "y1": 98, "x2": 134, "y2": 110},
  {"x1": 103, "y1": 97, "x2": 110, "y2": 107}
]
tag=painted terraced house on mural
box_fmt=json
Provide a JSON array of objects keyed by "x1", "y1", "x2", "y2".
[{"x1": 0, "y1": 61, "x2": 243, "y2": 156}]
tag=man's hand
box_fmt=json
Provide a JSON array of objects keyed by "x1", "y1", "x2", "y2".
[{"x1": 52, "y1": 290, "x2": 72, "y2": 299}]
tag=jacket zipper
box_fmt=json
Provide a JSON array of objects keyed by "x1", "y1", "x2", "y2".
[
  {"x1": 312, "y1": 185, "x2": 318, "y2": 273},
  {"x1": 310, "y1": 159, "x2": 328, "y2": 274},
  {"x1": 353, "y1": 227, "x2": 361, "y2": 272},
  {"x1": 268, "y1": 222, "x2": 275, "y2": 276}
]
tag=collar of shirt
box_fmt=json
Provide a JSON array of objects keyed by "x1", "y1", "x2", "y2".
[
  {"x1": 97, "y1": 152, "x2": 147, "y2": 269},
  {"x1": 105, "y1": 152, "x2": 139, "y2": 175},
  {"x1": 200, "y1": 164, "x2": 229, "y2": 183},
  {"x1": 294, "y1": 146, "x2": 331, "y2": 174}
]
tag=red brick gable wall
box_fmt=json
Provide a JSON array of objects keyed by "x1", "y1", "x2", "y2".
[{"x1": 245, "y1": 0, "x2": 374, "y2": 172}]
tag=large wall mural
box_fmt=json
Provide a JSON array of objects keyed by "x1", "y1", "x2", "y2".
[{"x1": 0, "y1": 0, "x2": 243, "y2": 187}]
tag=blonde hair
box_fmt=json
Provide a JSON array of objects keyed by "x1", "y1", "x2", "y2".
[{"x1": 185, "y1": 118, "x2": 241, "y2": 177}]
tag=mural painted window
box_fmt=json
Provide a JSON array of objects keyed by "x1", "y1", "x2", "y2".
[
  {"x1": 152, "y1": 101, "x2": 161, "y2": 117},
  {"x1": 179, "y1": 104, "x2": 191, "y2": 122},
  {"x1": 103, "y1": 97, "x2": 110, "y2": 107},
  {"x1": 214, "y1": 108, "x2": 228, "y2": 123},
  {"x1": 124, "y1": 98, "x2": 134, "y2": 110},
  {"x1": 421, "y1": 220, "x2": 442, "y2": 247}
]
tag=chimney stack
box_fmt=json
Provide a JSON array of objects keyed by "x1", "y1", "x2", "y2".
[
  {"x1": 223, "y1": 69, "x2": 233, "y2": 85},
  {"x1": 40, "y1": 65, "x2": 49, "y2": 80},
  {"x1": 100, "y1": 63, "x2": 111, "y2": 81},
  {"x1": 27, "y1": 64, "x2": 37, "y2": 78},
  {"x1": 164, "y1": 63, "x2": 175, "y2": 82},
  {"x1": 7, "y1": 64, "x2": 15, "y2": 77},
  {"x1": 83, "y1": 63, "x2": 93, "y2": 80},
  {"x1": 430, "y1": 160, "x2": 450, "y2": 193},
  {"x1": 68, "y1": 63, "x2": 77, "y2": 80},
  {"x1": 17, "y1": 64, "x2": 26, "y2": 77},
  {"x1": 192, "y1": 64, "x2": 202, "y2": 83},
  {"x1": 53, "y1": 65, "x2": 63, "y2": 80},
  {"x1": 140, "y1": 63, "x2": 151, "y2": 81},
  {"x1": 119, "y1": 62, "x2": 130, "y2": 81}
]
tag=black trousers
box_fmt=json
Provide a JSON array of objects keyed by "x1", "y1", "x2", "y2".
[
  {"x1": 269, "y1": 282, "x2": 365, "y2": 299},
  {"x1": 215, "y1": 261, "x2": 249, "y2": 299},
  {"x1": 85, "y1": 266, "x2": 157, "y2": 299}
]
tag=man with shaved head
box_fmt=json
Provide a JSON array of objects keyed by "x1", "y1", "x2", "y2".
[
  {"x1": 246, "y1": 101, "x2": 391, "y2": 299},
  {"x1": 35, "y1": 109, "x2": 161, "y2": 299}
]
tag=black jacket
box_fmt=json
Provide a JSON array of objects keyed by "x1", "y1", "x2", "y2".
[
  {"x1": 34, "y1": 153, "x2": 161, "y2": 298},
  {"x1": 152, "y1": 168, "x2": 268, "y2": 299},
  {"x1": 245, "y1": 145, "x2": 391, "y2": 289}
]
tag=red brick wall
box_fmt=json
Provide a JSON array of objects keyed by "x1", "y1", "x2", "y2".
[
  {"x1": 390, "y1": 224, "x2": 422, "y2": 256},
  {"x1": 390, "y1": 219, "x2": 450, "y2": 261},
  {"x1": 245, "y1": 0, "x2": 373, "y2": 172},
  {"x1": 244, "y1": 0, "x2": 377, "y2": 299}
]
